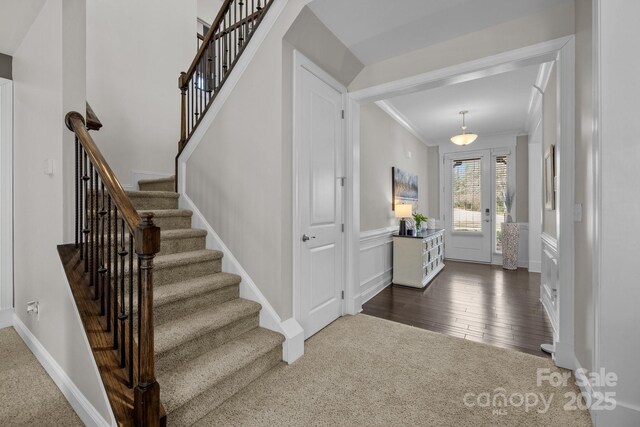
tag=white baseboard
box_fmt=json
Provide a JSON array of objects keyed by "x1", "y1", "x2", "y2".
[
  {"x1": 0, "y1": 308, "x2": 13, "y2": 329},
  {"x1": 529, "y1": 260, "x2": 541, "y2": 273},
  {"x1": 595, "y1": 400, "x2": 640, "y2": 426},
  {"x1": 12, "y1": 314, "x2": 112, "y2": 427},
  {"x1": 180, "y1": 193, "x2": 304, "y2": 364},
  {"x1": 573, "y1": 356, "x2": 597, "y2": 425}
]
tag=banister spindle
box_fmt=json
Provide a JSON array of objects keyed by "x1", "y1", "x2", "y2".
[
  {"x1": 93, "y1": 168, "x2": 99, "y2": 301},
  {"x1": 106, "y1": 195, "x2": 112, "y2": 333},
  {"x1": 113, "y1": 206, "x2": 119, "y2": 350},
  {"x1": 75, "y1": 137, "x2": 80, "y2": 248},
  {"x1": 129, "y1": 235, "x2": 134, "y2": 389},
  {"x1": 99, "y1": 182, "x2": 107, "y2": 315},
  {"x1": 119, "y1": 218, "x2": 128, "y2": 368},
  {"x1": 83, "y1": 152, "x2": 89, "y2": 266}
]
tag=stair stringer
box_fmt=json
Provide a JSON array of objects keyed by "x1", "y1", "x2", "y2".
[{"x1": 180, "y1": 193, "x2": 304, "y2": 364}]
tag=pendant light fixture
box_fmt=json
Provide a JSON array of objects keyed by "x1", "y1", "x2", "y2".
[{"x1": 450, "y1": 110, "x2": 478, "y2": 146}]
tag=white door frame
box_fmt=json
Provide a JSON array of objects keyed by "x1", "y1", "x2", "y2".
[
  {"x1": 0, "y1": 77, "x2": 14, "y2": 327},
  {"x1": 348, "y1": 36, "x2": 575, "y2": 368},
  {"x1": 292, "y1": 50, "x2": 348, "y2": 330}
]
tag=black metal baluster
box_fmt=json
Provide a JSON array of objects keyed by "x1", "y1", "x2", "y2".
[
  {"x1": 106, "y1": 195, "x2": 112, "y2": 333},
  {"x1": 89, "y1": 163, "x2": 95, "y2": 284},
  {"x1": 128, "y1": 235, "x2": 134, "y2": 388},
  {"x1": 75, "y1": 137, "x2": 79, "y2": 248},
  {"x1": 93, "y1": 168, "x2": 99, "y2": 300},
  {"x1": 82, "y1": 152, "x2": 89, "y2": 265},
  {"x1": 119, "y1": 218, "x2": 127, "y2": 368},
  {"x1": 99, "y1": 183, "x2": 107, "y2": 315},
  {"x1": 113, "y1": 206, "x2": 119, "y2": 349}
]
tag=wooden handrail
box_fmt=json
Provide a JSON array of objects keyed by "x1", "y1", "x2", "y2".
[
  {"x1": 65, "y1": 111, "x2": 162, "y2": 426},
  {"x1": 86, "y1": 102, "x2": 103, "y2": 131},
  {"x1": 177, "y1": 0, "x2": 274, "y2": 167},
  {"x1": 180, "y1": 0, "x2": 234, "y2": 88},
  {"x1": 65, "y1": 112, "x2": 141, "y2": 236}
]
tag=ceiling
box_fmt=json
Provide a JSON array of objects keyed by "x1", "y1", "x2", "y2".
[
  {"x1": 382, "y1": 64, "x2": 541, "y2": 145},
  {"x1": 308, "y1": 0, "x2": 571, "y2": 65},
  {"x1": 0, "y1": 0, "x2": 46, "y2": 55}
]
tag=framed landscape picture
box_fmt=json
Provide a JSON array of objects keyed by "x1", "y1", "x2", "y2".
[
  {"x1": 544, "y1": 145, "x2": 555, "y2": 210},
  {"x1": 392, "y1": 167, "x2": 418, "y2": 210}
]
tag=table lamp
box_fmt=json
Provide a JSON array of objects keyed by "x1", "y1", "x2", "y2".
[{"x1": 395, "y1": 204, "x2": 412, "y2": 235}]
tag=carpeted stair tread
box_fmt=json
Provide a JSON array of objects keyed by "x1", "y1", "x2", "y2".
[
  {"x1": 159, "y1": 327, "x2": 284, "y2": 414},
  {"x1": 154, "y1": 249, "x2": 223, "y2": 271},
  {"x1": 152, "y1": 273, "x2": 240, "y2": 309},
  {"x1": 128, "y1": 272, "x2": 240, "y2": 315},
  {"x1": 138, "y1": 176, "x2": 176, "y2": 192},
  {"x1": 138, "y1": 208, "x2": 192, "y2": 218},
  {"x1": 160, "y1": 228, "x2": 207, "y2": 239},
  {"x1": 126, "y1": 190, "x2": 179, "y2": 199},
  {"x1": 127, "y1": 190, "x2": 179, "y2": 210},
  {"x1": 155, "y1": 298, "x2": 261, "y2": 356}
]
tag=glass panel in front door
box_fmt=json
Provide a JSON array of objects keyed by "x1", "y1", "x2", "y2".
[{"x1": 452, "y1": 158, "x2": 482, "y2": 232}]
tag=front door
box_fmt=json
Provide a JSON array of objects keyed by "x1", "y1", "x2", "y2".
[
  {"x1": 444, "y1": 151, "x2": 492, "y2": 262},
  {"x1": 295, "y1": 58, "x2": 345, "y2": 339}
]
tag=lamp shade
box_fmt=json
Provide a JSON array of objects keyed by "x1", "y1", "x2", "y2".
[
  {"x1": 450, "y1": 133, "x2": 478, "y2": 146},
  {"x1": 395, "y1": 204, "x2": 412, "y2": 218}
]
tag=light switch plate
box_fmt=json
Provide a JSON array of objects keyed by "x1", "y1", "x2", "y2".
[
  {"x1": 44, "y1": 159, "x2": 54, "y2": 175},
  {"x1": 573, "y1": 203, "x2": 583, "y2": 222}
]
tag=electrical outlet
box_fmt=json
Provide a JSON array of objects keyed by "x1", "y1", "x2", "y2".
[{"x1": 27, "y1": 301, "x2": 39, "y2": 319}]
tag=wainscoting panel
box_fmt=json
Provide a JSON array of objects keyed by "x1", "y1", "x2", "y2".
[
  {"x1": 358, "y1": 227, "x2": 395, "y2": 308},
  {"x1": 541, "y1": 233, "x2": 559, "y2": 335}
]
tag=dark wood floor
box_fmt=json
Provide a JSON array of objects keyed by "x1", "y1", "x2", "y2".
[{"x1": 362, "y1": 261, "x2": 553, "y2": 358}]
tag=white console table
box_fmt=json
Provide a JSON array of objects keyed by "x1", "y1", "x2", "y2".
[{"x1": 392, "y1": 229, "x2": 445, "y2": 288}]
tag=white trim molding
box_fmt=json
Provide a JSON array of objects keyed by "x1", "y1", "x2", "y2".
[
  {"x1": 356, "y1": 227, "x2": 395, "y2": 308},
  {"x1": 374, "y1": 100, "x2": 429, "y2": 146},
  {"x1": 180, "y1": 194, "x2": 304, "y2": 364},
  {"x1": 0, "y1": 78, "x2": 13, "y2": 316},
  {"x1": 12, "y1": 314, "x2": 113, "y2": 427},
  {"x1": 540, "y1": 232, "x2": 559, "y2": 336}
]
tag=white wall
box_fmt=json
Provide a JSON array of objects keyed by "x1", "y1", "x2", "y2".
[
  {"x1": 543, "y1": 66, "x2": 558, "y2": 238},
  {"x1": 360, "y1": 102, "x2": 430, "y2": 232},
  {"x1": 86, "y1": 0, "x2": 197, "y2": 188},
  {"x1": 13, "y1": 0, "x2": 111, "y2": 422},
  {"x1": 198, "y1": 0, "x2": 224, "y2": 25},
  {"x1": 596, "y1": 0, "x2": 640, "y2": 423}
]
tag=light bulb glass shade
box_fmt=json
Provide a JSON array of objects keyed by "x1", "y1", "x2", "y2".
[
  {"x1": 450, "y1": 133, "x2": 478, "y2": 146},
  {"x1": 395, "y1": 203, "x2": 412, "y2": 218}
]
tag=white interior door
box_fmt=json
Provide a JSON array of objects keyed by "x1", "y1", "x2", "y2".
[
  {"x1": 444, "y1": 151, "x2": 492, "y2": 262},
  {"x1": 295, "y1": 57, "x2": 344, "y2": 339}
]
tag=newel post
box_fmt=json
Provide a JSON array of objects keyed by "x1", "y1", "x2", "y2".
[
  {"x1": 179, "y1": 72, "x2": 188, "y2": 152},
  {"x1": 134, "y1": 213, "x2": 161, "y2": 426}
]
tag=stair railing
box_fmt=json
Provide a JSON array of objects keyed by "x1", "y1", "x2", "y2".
[
  {"x1": 178, "y1": 0, "x2": 274, "y2": 154},
  {"x1": 65, "y1": 111, "x2": 162, "y2": 426}
]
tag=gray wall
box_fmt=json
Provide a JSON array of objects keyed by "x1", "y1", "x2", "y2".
[
  {"x1": 359, "y1": 103, "x2": 430, "y2": 232},
  {"x1": 516, "y1": 135, "x2": 529, "y2": 222},
  {"x1": 0, "y1": 53, "x2": 11, "y2": 80},
  {"x1": 543, "y1": 67, "x2": 558, "y2": 238},
  {"x1": 573, "y1": 0, "x2": 594, "y2": 374}
]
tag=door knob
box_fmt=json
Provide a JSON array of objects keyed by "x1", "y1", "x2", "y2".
[{"x1": 302, "y1": 234, "x2": 316, "y2": 242}]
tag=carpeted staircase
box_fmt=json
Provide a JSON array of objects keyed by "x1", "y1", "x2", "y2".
[{"x1": 126, "y1": 176, "x2": 284, "y2": 426}]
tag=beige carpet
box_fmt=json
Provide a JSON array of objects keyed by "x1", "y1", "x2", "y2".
[
  {"x1": 196, "y1": 314, "x2": 592, "y2": 427},
  {"x1": 0, "y1": 327, "x2": 82, "y2": 426}
]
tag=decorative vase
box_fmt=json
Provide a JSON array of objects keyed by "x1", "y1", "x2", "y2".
[{"x1": 501, "y1": 222, "x2": 519, "y2": 270}]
